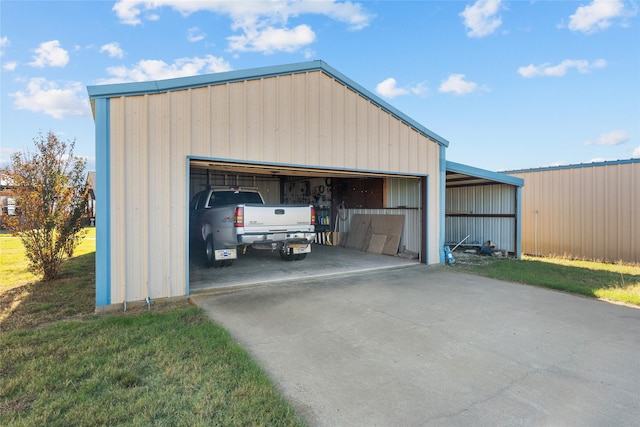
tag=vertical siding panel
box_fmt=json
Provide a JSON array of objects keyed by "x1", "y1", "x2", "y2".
[
  {"x1": 317, "y1": 74, "x2": 332, "y2": 166},
  {"x1": 355, "y1": 95, "x2": 368, "y2": 169},
  {"x1": 331, "y1": 82, "x2": 345, "y2": 168},
  {"x1": 263, "y1": 77, "x2": 278, "y2": 163},
  {"x1": 388, "y1": 119, "x2": 399, "y2": 171},
  {"x1": 343, "y1": 88, "x2": 357, "y2": 169},
  {"x1": 246, "y1": 79, "x2": 264, "y2": 162},
  {"x1": 398, "y1": 125, "x2": 409, "y2": 172},
  {"x1": 307, "y1": 72, "x2": 321, "y2": 166},
  {"x1": 190, "y1": 87, "x2": 210, "y2": 155},
  {"x1": 367, "y1": 105, "x2": 379, "y2": 171},
  {"x1": 147, "y1": 94, "x2": 171, "y2": 299},
  {"x1": 408, "y1": 131, "x2": 419, "y2": 174},
  {"x1": 211, "y1": 84, "x2": 229, "y2": 158},
  {"x1": 169, "y1": 91, "x2": 189, "y2": 298},
  {"x1": 277, "y1": 76, "x2": 293, "y2": 164},
  {"x1": 379, "y1": 112, "x2": 390, "y2": 172},
  {"x1": 229, "y1": 82, "x2": 247, "y2": 160},
  {"x1": 292, "y1": 73, "x2": 308, "y2": 164}
]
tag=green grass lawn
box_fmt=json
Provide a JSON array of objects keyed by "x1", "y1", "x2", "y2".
[
  {"x1": 0, "y1": 229, "x2": 306, "y2": 426},
  {"x1": 450, "y1": 253, "x2": 640, "y2": 306}
]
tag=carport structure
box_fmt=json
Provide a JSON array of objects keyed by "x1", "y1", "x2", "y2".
[
  {"x1": 88, "y1": 60, "x2": 452, "y2": 309},
  {"x1": 445, "y1": 161, "x2": 524, "y2": 258}
]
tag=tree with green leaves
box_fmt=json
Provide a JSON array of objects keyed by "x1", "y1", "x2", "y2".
[{"x1": 3, "y1": 131, "x2": 88, "y2": 281}]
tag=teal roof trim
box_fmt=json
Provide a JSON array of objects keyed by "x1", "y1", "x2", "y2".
[
  {"x1": 447, "y1": 161, "x2": 524, "y2": 187},
  {"x1": 87, "y1": 60, "x2": 449, "y2": 147},
  {"x1": 503, "y1": 158, "x2": 639, "y2": 174}
]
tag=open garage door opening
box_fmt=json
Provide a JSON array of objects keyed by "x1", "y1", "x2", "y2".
[{"x1": 188, "y1": 159, "x2": 425, "y2": 293}]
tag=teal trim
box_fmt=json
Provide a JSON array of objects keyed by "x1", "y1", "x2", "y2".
[
  {"x1": 424, "y1": 175, "x2": 429, "y2": 264},
  {"x1": 439, "y1": 146, "x2": 447, "y2": 264},
  {"x1": 87, "y1": 60, "x2": 449, "y2": 147},
  {"x1": 446, "y1": 160, "x2": 524, "y2": 187},
  {"x1": 503, "y1": 158, "x2": 639, "y2": 174},
  {"x1": 95, "y1": 98, "x2": 111, "y2": 306},
  {"x1": 186, "y1": 158, "x2": 191, "y2": 297},
  {"x1": 516, "y1": 186, "x2": 522, "y2": 259}
]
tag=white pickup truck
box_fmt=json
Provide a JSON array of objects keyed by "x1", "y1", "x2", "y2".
[{"x1": 189, "y1": 186, "x2": 316, "y2": 267}]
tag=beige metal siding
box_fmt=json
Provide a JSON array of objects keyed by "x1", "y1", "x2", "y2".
[
  {"x1": 510, "y1": 161, "x2": 639, "y2": 263},
  {"x1": 106, "y1": 70, "x2": 442, "y2": 304}
]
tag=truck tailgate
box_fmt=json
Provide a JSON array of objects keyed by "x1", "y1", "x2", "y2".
[{"x1": 242, "y1": 204, "x2": 314, "y2": 232}]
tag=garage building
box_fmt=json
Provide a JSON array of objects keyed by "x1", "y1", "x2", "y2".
[
  {"x1": 507, "y1": 159, "x2": 639, "y2": 263},
  {"x1": 88, "y1": 60, "x2": 518, "y2": 309}
]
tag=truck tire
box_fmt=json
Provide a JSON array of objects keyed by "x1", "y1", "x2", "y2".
[
  {"x1": 205, "y1": 236, "x2": 234, "y2": 268},
  {"x1": 205, "y1": 236, "x2": 217, "y2": 268}
]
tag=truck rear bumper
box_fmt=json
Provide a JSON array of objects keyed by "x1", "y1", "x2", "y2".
[{"x1": 240, "y1": 232, "x2": 316, "y2": 250}]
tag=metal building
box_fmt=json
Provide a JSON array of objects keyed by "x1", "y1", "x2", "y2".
[
  {"x1": 88, "y1": 61, "x2": 454, "y2": 308},
  {"x1": 507, "y1": 159, "x2": 639, "y2": 263}
]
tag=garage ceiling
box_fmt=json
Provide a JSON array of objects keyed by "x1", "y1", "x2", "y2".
[{"x1": 190, "y1": 159, "x2": 421, "y2": 180}]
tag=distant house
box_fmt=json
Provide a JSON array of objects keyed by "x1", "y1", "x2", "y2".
[{"x1": 506, "y1": 159, "x2": 639, "y2": 263}]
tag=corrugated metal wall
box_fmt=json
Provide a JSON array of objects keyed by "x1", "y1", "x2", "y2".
[
  {"x1": 509, "y1": 160, "x2": 639, "y2": 263},
  {"x1": 106, "y1": 70, "x2": 442, "y2": 304},
  {"x1": 445, "y1": 185, "x2": 517, "y2": 253}
]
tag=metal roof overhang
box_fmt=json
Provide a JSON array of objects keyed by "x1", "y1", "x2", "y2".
[{"x1": 446, "y1": 161, "x2": 524, "y2": 188}]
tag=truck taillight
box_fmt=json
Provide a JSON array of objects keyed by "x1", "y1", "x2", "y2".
[
  {"x1": 234, "y1": 207, "x2": 244, "y2": 227},
  {"x1": 311, "y1": 206, "x2": 316, "y2": 225}
]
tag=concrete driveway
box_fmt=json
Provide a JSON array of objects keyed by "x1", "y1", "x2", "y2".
[{"x1": 191, "y1": 265, "x2": 640, "y2": 426}]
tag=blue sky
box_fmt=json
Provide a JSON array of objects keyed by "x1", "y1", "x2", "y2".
[{"x1": 1, "y1": 0, "x2": 638, "y2": 172}]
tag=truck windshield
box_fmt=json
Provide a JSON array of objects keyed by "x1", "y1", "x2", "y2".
[{"x1": 210, "y1": 191, "x2": 263, "y2": 206}]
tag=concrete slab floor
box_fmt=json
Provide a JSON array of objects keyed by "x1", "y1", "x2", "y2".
[{"x1": 189, "y1": 243, "x2": 419, "y2": 293}]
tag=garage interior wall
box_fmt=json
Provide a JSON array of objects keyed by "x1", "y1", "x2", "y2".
[
  {"x1": 509, "y1": 159, "x2": 639, "y2": 263},
  {"x1": 98, "y1": 67, "x2": 443, "y2": 306}
]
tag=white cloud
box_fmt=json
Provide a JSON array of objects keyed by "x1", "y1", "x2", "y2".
[
  {"x1": 0, "y1": 36, "x2": 9, "y2": 55},
  {"x1": 376, "y1": 78, "x2": 408, "y2": 98},
  {"x1": 567, "y1": 0, "x2": 631, "y2": 34},
  {"x1": 583, "y1": 130, "x2": 629, "y2": 146},
  {"x1": 29, "y1": 40, "x2": 69, "y2": 68},
  {"x1": 3, "y1": 61, "x2": 17, "y2": 71},
  {"x1": 112, "y1": 1, "x2": 373, "y2": 54},
  {"x1": 438, "y1": 74, "x2": 479, "y2": 95},
  {"x1": 100, "y1": 42, "x2": 124, "y2": 58},
  {"x1": 518, "y1": 59, "x2": 606, "y2": 78},
  {"x1": 632, "y1": 146, "x2": 640, "y2": 158},
  {"x1": 188, "y1": 27, "x2": 206, "y2": 43},
  {"x1": 10, "y1": 78, "x2": 90, "y2": 119},
  {"x1": 228, "y1": 24, "x2": 315, "y2": 54},
  {"x1": 460, "y1": 0, "x2": 503, "y2": 38},
  {"x1": 98, "y1": 55, "x2": 232, "y2": 84},
  {"x1": 375, "y1": 78, "x2": 428, "y2": 99}
]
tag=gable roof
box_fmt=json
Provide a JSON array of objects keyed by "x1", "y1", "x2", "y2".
[{"x1": 87, "y1": 60, "x2": 449, "y2": 147}]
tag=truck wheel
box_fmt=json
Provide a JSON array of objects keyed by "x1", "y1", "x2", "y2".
[{"x1": 205, "y1": 236, "x2": 216, "y2": 268}]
